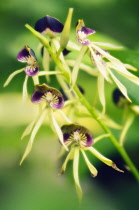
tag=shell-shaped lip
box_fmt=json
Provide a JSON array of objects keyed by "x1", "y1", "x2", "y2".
[
  {"x1": 34, "y1": 15, "x2": 63, "y2": 34},
  {"x1": 61, "y1": 123, "x2": 94, "y2": 147},
  {"x1": 25, "y1": 65, "x2": 39, "y2": 77},
  {"x1": 82, "y1": 26, "x2": 96, "y2": 36},
  {"x1": 17, "y1": 45, "x2": 37, "y2": 63},
  {"x1": 31, "y1": 84, "x2": 64, "y2": 109}
]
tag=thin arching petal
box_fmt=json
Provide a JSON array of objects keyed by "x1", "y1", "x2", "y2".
[
  {"x1": 73, "y1": 147, "x2": 82, "y2": 201},
  {"x1": 50, "y1": 110, "x2": 68, "y2": 151},
  {"x1": 89, "y1": 45, "x2": 109, "y2": 81},
  {"x1": 20, "y1": 109, "x2": 47, "y2": 165},
  {"x1": 97, "y1": 73, "x2": 105, "y2": 114},
  {"x1": 3, "y1": 68, "x2": 24, "y2": 87},
  {"x1": 88, "y1": 147, "x2": 124, "y2": 173},
  {"x1": 22, "y1": 75, "x2": 28, "y2": 103},
  {"x1": 108, "y1": 68, "x2": 131, "y2": 102},
  {"x1": 61, "y1": 147, "x2": 75, "y2": 173},
  {"x1": 81, "y1": 149, "x2": 98, "y2": 177}
]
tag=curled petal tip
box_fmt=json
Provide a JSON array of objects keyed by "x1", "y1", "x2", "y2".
[{"x1": 112, "y1": 163, "x2": 124, "y2": 173}]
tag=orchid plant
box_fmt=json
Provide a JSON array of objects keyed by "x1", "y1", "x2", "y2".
[{"x1": 4, "y1": 8, "x2": 139, "y2": 200}]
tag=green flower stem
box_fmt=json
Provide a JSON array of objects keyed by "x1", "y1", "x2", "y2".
[{"x1": 26, "y1": 24, "x2": 139, "y2": 182}]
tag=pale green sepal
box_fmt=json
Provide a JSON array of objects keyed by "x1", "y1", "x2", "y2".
[
  {"x1": 94, "y1": 133, "x2": 111, "y2": 143},
  {"x1": 107, "y1": 67, "x2": 131, "y2": 102},
  {"x1": 20, "y1": 109, "x2": 47, "y2": 165},
  {"x1": 124, "y1": 64, "x2": 137, "y2": 72},
  {"x1": 93, "y1": 42, "x2": 123, "y2": 49},
  {"x1": 32, "y1": 75, "x2": 39, "y2": 85},
  {"x1": 3, "y1": 68, "x2": 24, "y2": 87},
  {"x1": 89, "y1": 45, "x2": 109, "y2": 81},
  {"x1": 42, "y1": 47, "x2": 50, "y2": 82},
  {"x1": 130, "y1": 105, "x2": 139, "y2": 115},
  {"x1": 21, "y1": 118, "x2": 37, "y2": 140},
  {"x1": 97, "y1": 73, "x2": 105, "y2": 114},
  {"x1": 120, "y1": 111, "x2": 135, "y2": 145},
  {"x1": 66, "y1": 59, "x2": 98, "y2": 76},
  {"x1": 71, "y1": 45, "x2": 88, "y2": 89},
  {"x1": 61, "y1": 147, "x2": 75, "y2": 173},
  {"x1": 58, "y1": 110, "x2": 72, "y2": 123},
  {"x1": 38, "y1": 71, "x2": 62, "y2": 76},
  {"x1": 22, "y1": 75, "x2": 28, "y2": 103},
  {"x1": 67, "y1": 40, "x2": 81, "y2": 51},
  {"x1": 81, "y1": 149, "x2": 98, "y2": 177},
  {"x1": 96, "y1": 110, "x2": 122, "y2": 129},
  {"x1": 50, "y1": 109, "x2": 68, "y2": 151},
  {"x1": 88, "y1": 147, "x2": 124, "y2": 173},
  {"x1": 59, "y1": 8, "x2": 73, "y2": 53},
  {"x1": 25, "y1": 24, "x2": 50, "y2": 48},
  {"x1": 73, "y1": 147, "x2": 82, "y2": 201}
]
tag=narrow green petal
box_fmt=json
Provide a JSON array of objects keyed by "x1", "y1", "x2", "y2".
[
  {"x1": 93, "y1": 42, "x2": 123, "y2": 49},
  {"x1": 101, "y1": 114, "x2": 122, "y2": 129},
  {"x1": 120, "y1": 111, "x2": 135, "y2": 145},
  {"x1": 67, "y1": 40, "x2": 81, "y2": 51},
  {"x1": 89, "y1": 45, "x2": 109, "y2": 81},
  {"x1": 94, "y1": 133, "x2": 110, "y2": 143},
  {"x1": 50, "y1": 109, "x2": 68, "y2": 151},
  {"x1": 42, "y1": 47, "x2": 50, "y2": 82},
  {"x1": 58, "y1": 110, "x2": 72, "y2": 123},
  {"x1": 88, "y1": 147, "x2": 124, "y2": 173},
  {"x1": 124, "y1": 64, "x2": 137, "y2": 71},
  {"x1": 73, "y1": 147, "x2": 82, "y2": 201},
  {"x1": 38, "y1": 71, "x2": 62, "y2": 76},
  {"x1": 32, "y1": 75, "x2": 39, "y2": 85},
  {"x1": 66, "y1": 59, "x2": 98, "y2": 76},
  {"x1": 22, "y1": 75, "x2": 28, "y2": 103},
  {"x1": 81, "y1": 149, "x2": 98, "y2": 177},
  {"x1": 60, "y1": 8, "x2": 73, "y2": 51},
  {"x1": 3, "y1": 68, "x2": 24, "y2": 87},
  {"x1": 107, "y1": 68, "x2": 131, "y2": 102},
  {"x1": 21, "y1": 118, "x2": 37, "y2": 140},
  {"x1": 20, "y1": 109, "x2": 47, "y2": 165},
  {"x1": 71, "y1": 45, "x2": 88, "y2": 89},
  {"x1": 61, "y1": 147, "x2": 75, "y2": 173},
  {"x1": 108, "y1": 63, "x2": 139, "y2": 85},
  {"x1": 97, "y1": 73, "x2": 105, "y2": 114}
]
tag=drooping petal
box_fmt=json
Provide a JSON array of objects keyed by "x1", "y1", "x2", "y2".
[
  {"x1": 73, "y1": 147, "x2": 82, "y2": 201},
  {"x1": 20, "y1": 109, "x2": 47, "y2": 165},
  {"x1": 3, "y1": 68, "x2": 24, "y2": 87},
  {"x1": 81, "y1": 149, "x2": 98, "y2": 177},
  {"x1": 88, "y1": 147, "x2": 124, "y2": 173},
  {"x1": 22, "y1": 75, "x2": 28, "y2": 103},
  {"x1": 97, "y1": 73, "x2": 105, "y2": 114},
  {"x1": 50, "y1": 109, "x2": 68, "y2": 151},
  {"x1": 89, "y1": 45, "x2": 109, "y2": 81},
  {"x1": 108, "y1": 68, "x2": 131, "y2": 102},
  {"x1": 76, "y1": 19, "x2": 95, "y2": 46},
  {"x1": 34, "y1": 15, "x2": 63, "y2": 35},
  {"x1": 61, "y1": 147, "x2": 75, "y2": 173}
]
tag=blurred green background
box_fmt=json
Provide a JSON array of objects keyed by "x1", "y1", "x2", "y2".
[{"x1": 0, "y1": 0, "x2": 139, "y2": 209}]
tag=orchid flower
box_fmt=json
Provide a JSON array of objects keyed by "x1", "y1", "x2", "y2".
[{"x1": 60, "y1": 123, "x2": 123, "y2": 200}]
